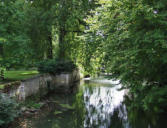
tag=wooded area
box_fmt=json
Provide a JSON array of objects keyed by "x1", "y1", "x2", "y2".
[{"x1": 0, "y1": 0, "x2": 167, "y2": 124}]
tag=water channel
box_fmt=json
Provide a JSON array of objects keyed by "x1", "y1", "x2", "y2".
[{"x1": 14, "y1": 77, "x2": 167, "y2": 128}]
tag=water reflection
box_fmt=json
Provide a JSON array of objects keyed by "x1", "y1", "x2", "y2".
[
  {"x1": 83, "y1": 81, "x2": 128, "y2": 128},
  {"x1": 13, "y1": 78, "x2": 167, "y2": 128}
]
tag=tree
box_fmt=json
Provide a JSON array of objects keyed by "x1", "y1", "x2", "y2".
[
  {"x1": 74, "y1": 0, "x2": 167, "y2": 111},
  {"x1": 0, "y1": 0, "x2": 32, "y2": 68}
]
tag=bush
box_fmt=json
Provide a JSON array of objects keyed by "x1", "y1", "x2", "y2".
[
  {"x1": 0, "y1": 93, "x2": 19, "y2": 127},
  {"x1": 37, "y1": 59, "x2": 77, "y2": 75}
]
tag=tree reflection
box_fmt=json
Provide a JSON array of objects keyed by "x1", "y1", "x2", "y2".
[{"x1": 13, "y1": 79, "x2": 167, "y2": 128}]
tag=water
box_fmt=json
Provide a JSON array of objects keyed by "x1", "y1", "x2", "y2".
[{"x1": 14, "y1": 78, "x2": 167, "y2": 128}]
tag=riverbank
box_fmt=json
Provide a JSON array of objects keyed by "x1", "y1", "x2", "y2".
[
  {"x1": 0, "y1": 69, "x2": 80, "y2": 128},
  {"x1": 0, "y1": 69, "x2": 80, "y2": 100}
]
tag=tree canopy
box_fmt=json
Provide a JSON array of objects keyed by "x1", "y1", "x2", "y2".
[{"x1": 1, "y1": 0, "x2": 167, "y2": 112}]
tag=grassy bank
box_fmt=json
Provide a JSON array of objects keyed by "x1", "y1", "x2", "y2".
[{"x1": 0, "y1": 70, "x2": 39, "y2": 89}]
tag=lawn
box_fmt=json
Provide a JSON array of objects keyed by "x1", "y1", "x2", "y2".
[
  {"x1": 4, "y1": 70, "x2": 39, "y2": 80},
  {"x1": 0, "y1": 70, "x2": 39, "y2": 89}
]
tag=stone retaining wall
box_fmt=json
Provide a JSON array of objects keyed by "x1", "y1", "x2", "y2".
[{"x1": 2, "y1": 70, "x2": 80, "y2": 100}]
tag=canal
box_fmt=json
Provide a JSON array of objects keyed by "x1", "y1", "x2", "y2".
[{"x1": 14, "y1": 77, "x2": 167, "y2": 128}]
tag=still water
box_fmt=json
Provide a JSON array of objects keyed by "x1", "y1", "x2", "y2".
[{"x1": 15, "y1": 78, "x2": 167, "y2": 128}]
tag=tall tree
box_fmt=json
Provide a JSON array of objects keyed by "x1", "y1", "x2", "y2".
[
  {"x1": 78, "y1": 0, "x2": 167, "y2": 111},
  {"x1": 0, "y1": 0, "x2": 32, "y2": 68}
]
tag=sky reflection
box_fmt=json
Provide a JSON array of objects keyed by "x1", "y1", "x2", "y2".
[{"x1": 83, "y1": 79, "x2": 130, "y2": 128}]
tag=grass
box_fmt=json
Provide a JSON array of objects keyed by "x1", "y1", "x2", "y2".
[
  {"x1": 4, "y1": 70, "x2": 39, "y2": 80},
  {"x1": 0, "y1": 70, "x2": 39, "y2": 89},
  {"x1": 0, "y1": 84, "x2": 5, "y2": 89}
]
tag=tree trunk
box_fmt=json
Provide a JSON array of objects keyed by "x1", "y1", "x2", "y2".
[
  {"x1": 58, "y1": 0, "x2": 67, "y2": 60},
  {"x1": 59, "y1": 26, "x2": 66, "y2": 59},
  {"x1": 47, "y1": 31, "x2": 53, "y2": 59},
  {"x1": 0, "y1": 44, "x2": 3, "y2": 57}
]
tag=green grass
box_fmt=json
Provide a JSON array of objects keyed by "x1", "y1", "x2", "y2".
[
  {"x1": 0, "y1": 84, "x2": 5, "y2": 89},
  {"x1": 0, "y1": 70, "x2": 39, "y2": 89},
  {"x1": 4, "y1": 70, "x2": 39, "y2": 80}
]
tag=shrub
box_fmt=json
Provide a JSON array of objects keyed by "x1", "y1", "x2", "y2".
[
  {"x1": 37, "y1": 59, "x2": 77, "y2": 75},
  {"x1": 0, "y1": 93, "x2": 19, "y2": 127}
]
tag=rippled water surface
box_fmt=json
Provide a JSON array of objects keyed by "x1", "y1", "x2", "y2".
[{"x1": 14, "y1": 78, "x2": 167, "y2": 128}]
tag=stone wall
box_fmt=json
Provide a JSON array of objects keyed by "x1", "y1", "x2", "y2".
[{"x1": 3, "y1": 70, "x2": 80, "y2": 100}]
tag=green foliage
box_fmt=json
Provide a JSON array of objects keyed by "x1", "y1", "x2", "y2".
[
  {"x1": 1, "y1": 0, "x2": 167, "y2": 114},
  {"x1": 142, "y1": 86, "x2": 167, "y2": 113},
  {"x1": 0, "y1": 0, "x2": 98, "y2": 69},
  {"x1": 75, "y1": 0, "x2": 167, "y2": 112},
  {"x1": 124, "y1": 85, "x2": 167, "y2": 114},
  {"x1": 0, "y1": 93, "x2": 19, "y2": 126},
  {"x1": 37, "y1": 59, "x2": 77, "y2": 75},
  {"x1": 0, "y1": 0, "x2": 33, "y2": 68},
  {"x1": 80, "y1": 0, "x2": 167, "y2": 84}
]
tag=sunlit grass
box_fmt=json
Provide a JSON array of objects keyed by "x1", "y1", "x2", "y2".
[
  {"x1": 0, "y1": 84, "x2": 5, "y2": 89},
  {"x1": 3, "y1": 70, "x2": 39, "y2": 80},
  {"x1": 0, "y1": 70, "x2": 39, "y2": 89}
]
